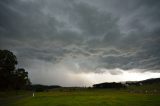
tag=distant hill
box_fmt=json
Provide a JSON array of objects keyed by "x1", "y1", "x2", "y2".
[
  {"x1": 126, "y1": 78, "x2": 160, "y2": 86},
  {"x1": 140, "y1": 78, "x2": 160, "y2": 84},
  {"x1": 93, "y1": 78, "x2": 160, "y2": 88}
]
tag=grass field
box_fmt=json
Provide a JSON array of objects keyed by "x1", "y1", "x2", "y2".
[{"x1": 1, "y1": 84, "x2": 160, "y2": 106}]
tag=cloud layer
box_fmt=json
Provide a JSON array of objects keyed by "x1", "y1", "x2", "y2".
[{"x1": 0, "y1": 0, "x2": 160, "y2": 85}]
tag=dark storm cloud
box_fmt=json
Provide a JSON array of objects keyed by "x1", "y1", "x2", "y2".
[
  {"x1": 69, "y1": 2, "x2": 119, "y2": 37},
  {"x1": 82, "y1": 0, "x2": 160, "y2": 72},
  {"x1": 0, "y1": 0, "x2": 160, "y2": 79}
]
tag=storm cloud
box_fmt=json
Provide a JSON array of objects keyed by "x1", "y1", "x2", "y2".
[{"x1": 0, "y1": 0, "x2": 160, "y2": 86}]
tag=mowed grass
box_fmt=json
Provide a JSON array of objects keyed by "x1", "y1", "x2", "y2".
[{"x1": 1, "y1": 88, "x2": 160, "y2": 106}]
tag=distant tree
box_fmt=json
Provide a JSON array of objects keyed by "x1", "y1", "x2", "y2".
[
  {"x1": 0, "y1": 50, "x2": 30, "y2": 90},
  {"x1": 93, "y1": 82, "x2": 126, "y2": 88}
]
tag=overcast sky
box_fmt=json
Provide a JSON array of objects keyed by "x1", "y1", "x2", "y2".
[{"x1": 0, "y1": 0, "x2": 160, "y2": 86}]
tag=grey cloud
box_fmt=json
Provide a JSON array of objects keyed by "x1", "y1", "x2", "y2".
[
  {"x1": 0, "y1": 0, "x2": 160, "y2": 85},
  {"x1": 106, "y1": 69, "x2": 123, "y2": 75},
  {"x1": 68, "y1": 1, "x2": 120, "y2": 37}
]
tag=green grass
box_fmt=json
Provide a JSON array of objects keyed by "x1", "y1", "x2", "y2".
[{"x1": 1, "y1": 86, "x2": 160, "y2": 106}]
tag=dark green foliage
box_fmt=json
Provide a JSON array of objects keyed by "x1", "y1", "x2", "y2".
[
  {"x1": 0, "y1": 50, "x2": 30, "y2": 90},
  {"x1": 12, "y1": 68, "x2": 31, "y2": 90},
  {"x1": 0, "y1": 50, "x2": 17, "y2": 90}
]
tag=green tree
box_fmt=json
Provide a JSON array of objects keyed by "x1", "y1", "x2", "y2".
[
  {"x1": 0, "y1": 50, "x2": 30, "y2": 90},
  {"x1": 13, "y1": 68, "x2": 30, "y2": 89}
]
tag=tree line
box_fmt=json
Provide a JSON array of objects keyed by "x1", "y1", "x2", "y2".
[{"x1": 93, "y1": 82, "x2": 126, "y2": 88}]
